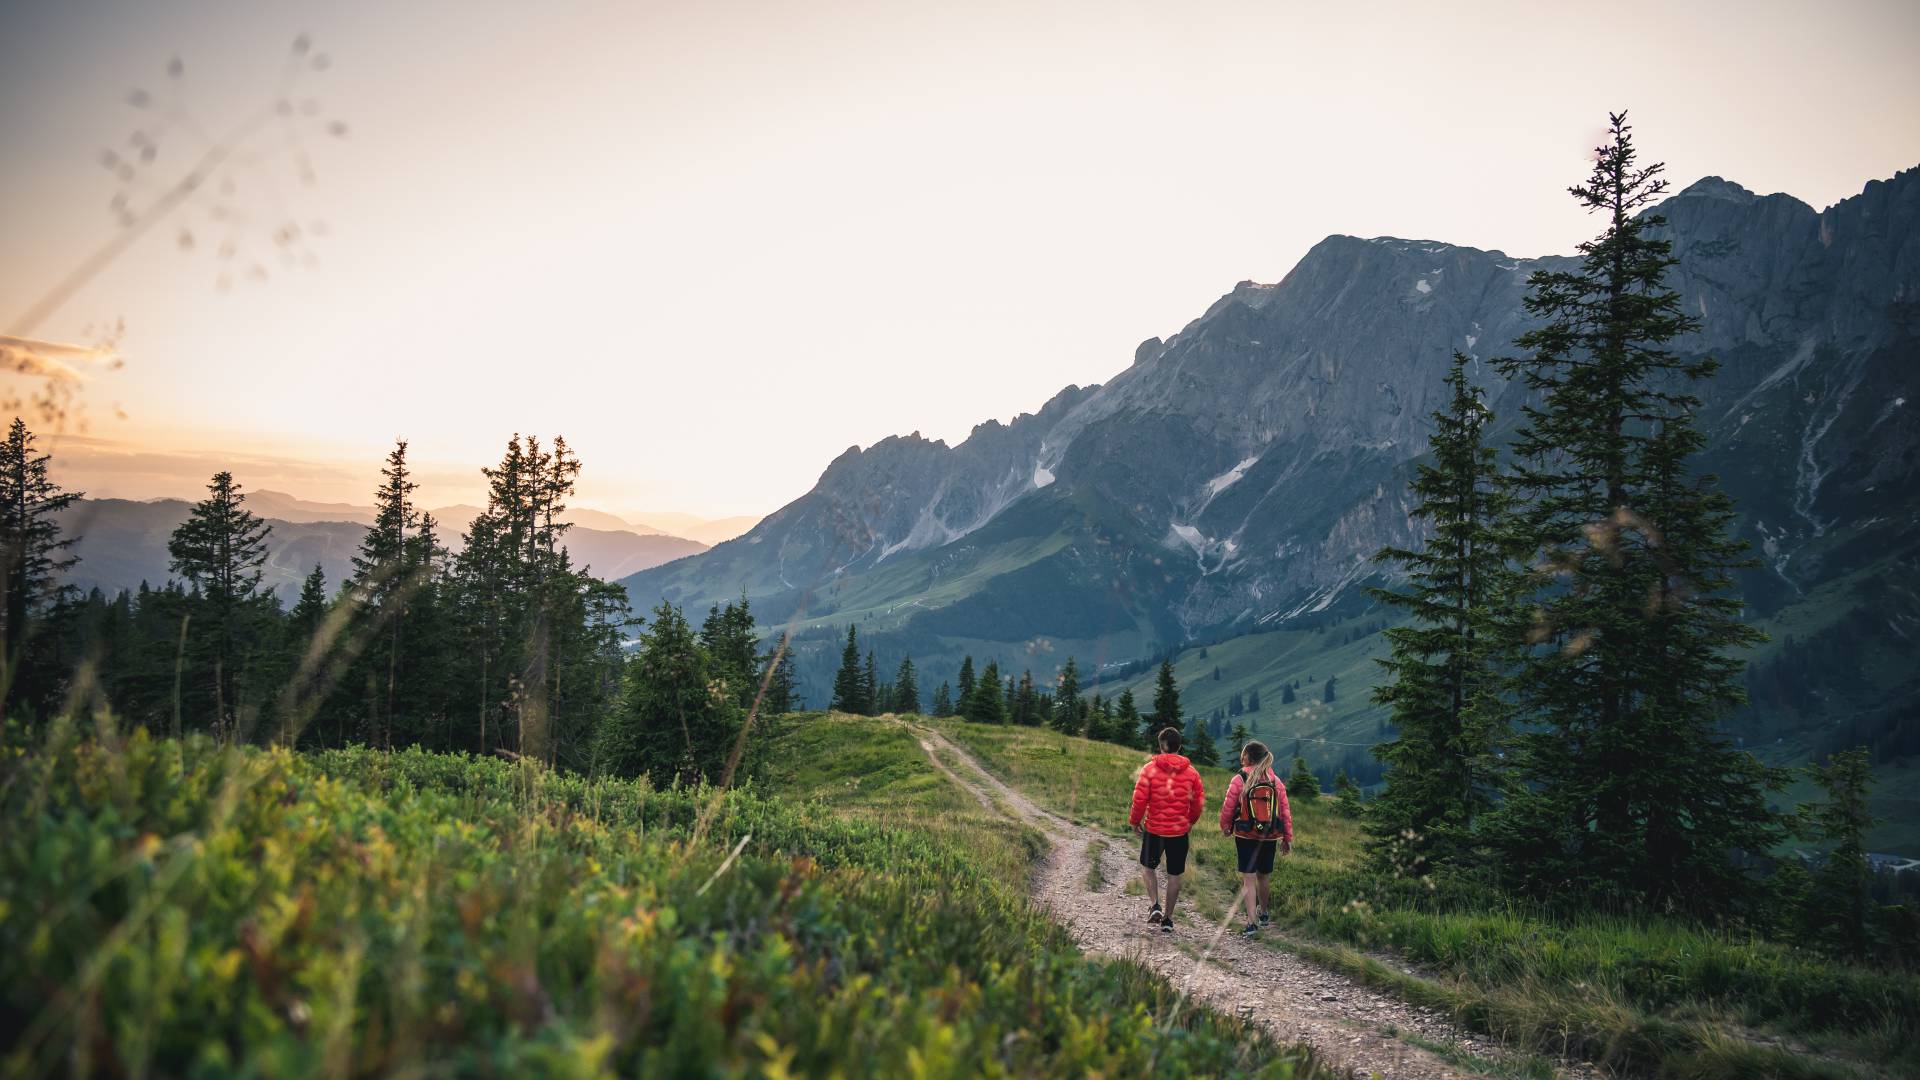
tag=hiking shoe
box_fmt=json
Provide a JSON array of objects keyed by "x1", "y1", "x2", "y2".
[
  {"x1": 1258, "y1": 909, "x2": 1270, "y2": 927},
  {"x1": 1160, "y1": 916, "x2": 1174, "y2": 934},
  {"x1": 1146, "y1": 905, "x2": 1163, "y2": 924},
  {"x1": 1241, "y1": 922, "x2": 1259, "y2": 938}
]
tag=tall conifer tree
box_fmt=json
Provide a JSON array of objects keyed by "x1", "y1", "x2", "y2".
[
  {"x1": 892, "y1": 655, "x2": 919, "y2": 713},
  {"x1": 1367, "y1": 355, "x2": 1515, "y2": 868},
  {"x1": 1484, "y1": 114, "x2": 1779, "y2": 914},
  {"x1": 830, "y1": 625, "x2": 864, "y2": 713},
  {"x1": 167, "y1": 471, "x2": 273, "y2": 730},
  {"x1": 1150, "y1": 660, "x2": 1181, "y2": 737},
  {"x1": 0, "y1": 418, "x2": 80, "y2": 714},
  {"x1": 1050, "y1": 656, "x2": 1084, "y2": 735},
  {"x1": 966, "y1": 659, "x2": 1005, "y2": 723}
]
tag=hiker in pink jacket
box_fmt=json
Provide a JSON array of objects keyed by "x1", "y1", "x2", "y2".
[{"x1": 1217, "y1": 739, "x2": 1292, "y2": 936}]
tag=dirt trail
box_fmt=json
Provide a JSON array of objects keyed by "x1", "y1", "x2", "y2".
[{"x1": 911, "y1": 727, "x2": 1524, "y2": 1080}]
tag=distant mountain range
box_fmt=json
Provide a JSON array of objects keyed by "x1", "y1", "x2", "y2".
[
  {"x1": 56, "y1": 495, "x2": 711, "y2": 601},
  {"x1": 239, "y1": 489, "x2": 758, "y2": 546},
  {"x1": 619, "y1": 165, "x2": 1919, "y2": 841}
]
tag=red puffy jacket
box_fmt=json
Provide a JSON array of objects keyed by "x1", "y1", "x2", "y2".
[{"x1": 1129, "y1": 753, "x2": 1204, "y2": 837}]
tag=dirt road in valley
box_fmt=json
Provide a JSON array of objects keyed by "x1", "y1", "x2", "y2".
[{"x1": 911, "y1": 726, "x2": 1542, "y2": 1080}]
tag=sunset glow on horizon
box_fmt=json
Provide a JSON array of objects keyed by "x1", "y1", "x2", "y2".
[{"x1": 4, "y1": 0, "x2": 1917, "y2": 522}]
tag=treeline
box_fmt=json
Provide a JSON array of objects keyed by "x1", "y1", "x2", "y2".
[
  {"x1": 824, "y1": 628, "x2": 1228, "y2": 757},
  {"x1": 1362, "y1": 115, "x2": 1911, "y2": 961},
  {"x1": 0, "y1": 426, "x2": 793, "y2": 787}
]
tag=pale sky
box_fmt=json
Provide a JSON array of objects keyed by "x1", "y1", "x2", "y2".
[{"x1": 3, "y1": 0, "x2": 1916, "y2": 519}]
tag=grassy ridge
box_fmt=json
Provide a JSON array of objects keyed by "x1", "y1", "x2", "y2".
[
  {"x1": 1, "y1": 721, "x2": 1316, "y2": 1078},
  {"x1": 767, "y1": 713, "x2": 1046, "y2": 889},
  {"x1": 934, "y1": 718, "x2": 1919, "y2": 1078}
]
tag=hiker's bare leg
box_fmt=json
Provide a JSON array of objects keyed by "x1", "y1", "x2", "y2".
[
  {"x1": 1240, "y1": 872, "x2": 1260, "y2": 922},
  {"x1": 1256, "y1": 872, "x2": 1271, "y2": 914},
  {"x1": 1164, "y1": 873, "x2": 1183, "y2": 918},
  {"x1": 1141, "y1": 865, "x2": 1161, "y2": 909}
]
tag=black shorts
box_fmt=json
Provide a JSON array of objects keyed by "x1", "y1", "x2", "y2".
[
  {"x1": 1235, "y1": 837, "x2": 1278, "y2": 874},
  {"x1": 1139, "y1": 831, "x2": 1190, "y2": 876}
]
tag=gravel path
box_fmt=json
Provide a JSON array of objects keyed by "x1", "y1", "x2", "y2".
[{"x1": 912, "y1": 727, "x2": 1531, "y2": 1080}]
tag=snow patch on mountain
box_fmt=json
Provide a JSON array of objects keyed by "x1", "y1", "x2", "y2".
[{"x1": 1207, "y1": 456, "x2": 1260, "y2": 496}]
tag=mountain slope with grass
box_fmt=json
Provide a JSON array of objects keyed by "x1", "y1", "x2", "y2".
[
  {"x1": 620, "y1": 165, "x2": 1920, "y2": 843},
  {"x1": 922, "y1": 714, "x2": 1920, "y2": 1078}
]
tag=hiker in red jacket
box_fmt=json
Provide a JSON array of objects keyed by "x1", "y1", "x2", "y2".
[
  {"x1": 1129, "y1": 726, "x2": 1205, "y2": 933},
  {"x1": 1218, "y1": 738, "x2": 1292, "y2": 937}
]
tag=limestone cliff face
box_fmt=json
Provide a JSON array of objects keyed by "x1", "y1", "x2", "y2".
[{"x1": 622, "y1": 166, "x2": 1919, "y2": 654}]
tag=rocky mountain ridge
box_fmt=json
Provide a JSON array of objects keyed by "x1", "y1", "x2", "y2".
[{"x1": 621, "y1": 167, "x2": 1918, "y2": 708}]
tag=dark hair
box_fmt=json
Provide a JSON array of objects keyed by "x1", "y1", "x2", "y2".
[
  {"x1": 1157, "y1": 726, "x2": 1182, "y2": 753},
  {"x1": 1241, "y1": 739, "x2": 1269, "y2": 764}
]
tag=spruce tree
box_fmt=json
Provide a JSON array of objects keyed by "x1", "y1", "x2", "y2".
[
  {"x1": 1230, "y1": 721, "x2": 1250, "y2": 748},
  {"x1": 1115, "y1": 687, "x2": 1145, "y2": 748},
  {"x1": 1798, "y1": 750, "x2": 1876, "y2": 957},
  {"x1": 1322, "y1": 674, "x2": 1338, "y2": 703},
  {"x1": 1288, "y1": 756, "x2": 1320, "y2": 799},
  {"x1": 1184, "y1": 715, "x2": 1219, "y2": 766},
  {"x1": 346, "y1": 440, "x2": 428, "y2": 748},
  {"x1": 1150, "y1": 659, "x2": 1181, "y2": 736},
  {"x1": 167, "y1": 471, "x2": 273, "y2": 732},
  {"x1": 438, "y1": 434, "x2": 619, "y2": 766},
  {"x1": 594, "y1": 601, "x2": 744, "y2": 785},
  {"x1": 0, "y1": 418, "x2": 80, "y2": 715},
  {"x1": 966, "y1": 660, "x2": 1005, "y2": 723},
  {"x1": 1367, "y1": 354, "x2": 1515, "y2": 868},
  {"x1": 956, "y1": 655, "x2": 976, "y2": 706},
  {"x1": 1334, "y1": 770, "x2": 1364, "y2": 816},
  {"x1": 932, "y1": 680, "x2": 952, "y2": 716},
  {"x1": 1281, "y1": 683, "x2": 1295, "y2": 705},
  {"x1": 700, "y1": 596, "x2": 759, "y2": 709},
  {"x1": 893, "y1": 655, "x2": 919, "y2": 713},
  {"x1": 1248, "y1": 687, "x2": 1261, "y2": 712},
  {"x1": 863, "y1": 650, "x2": 880, "y2": 715},
  {"x1": 1050, "y1": 656, "x2": 1084, "y2": 735},
  {"x1": 1484, "y1": 114, "x2": 1780, "y2": 915},
  {"x1": 289, "y1": 565, "x2": 329, "y2": 642},
  {"x1": 1011, "y1": 669, "x2": 1037, "y2": 726},
  {"x1": 278, "y1": 564, "x2": 337, "y2": 744},
  {"x1": 830, "y1": 625, "x2": 864, "y2": 713},
  {"x1": 762, "y1": 636, "x2": 800, "y2": 715}
]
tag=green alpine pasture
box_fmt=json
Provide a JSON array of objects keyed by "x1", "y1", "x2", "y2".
[
  {"x1": 0, "y1": 717, "x2": 1318, "y2": 1079},
  {"x1": 936, "y1": 717, "x2": 1920, "y2": 1078}
]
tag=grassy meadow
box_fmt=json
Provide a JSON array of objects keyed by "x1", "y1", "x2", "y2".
[
  {"x1": 0, "y1": 715, "x2": 1318, "y2": 1079},
  {"x1": 932, "y1": 717, "x2": 1920, "y2": 1079}
]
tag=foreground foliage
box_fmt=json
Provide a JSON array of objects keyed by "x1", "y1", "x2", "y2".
[{"x1": 0, "y1": 722, "x2": 1311, "y2": 1077}]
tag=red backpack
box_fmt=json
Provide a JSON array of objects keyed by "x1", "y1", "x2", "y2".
[{"x1": 1239, "y1": 771, "x2": 1283, "y2": 839}]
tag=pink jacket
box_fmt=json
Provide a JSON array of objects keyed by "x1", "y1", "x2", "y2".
[{"x1": 1219, "y1": 767, "x2": 1293, "y2": 843}]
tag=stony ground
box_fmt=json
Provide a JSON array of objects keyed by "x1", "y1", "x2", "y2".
[{"x1": 911, "y1": 725, "x2": 1574, "y2": 1080}]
